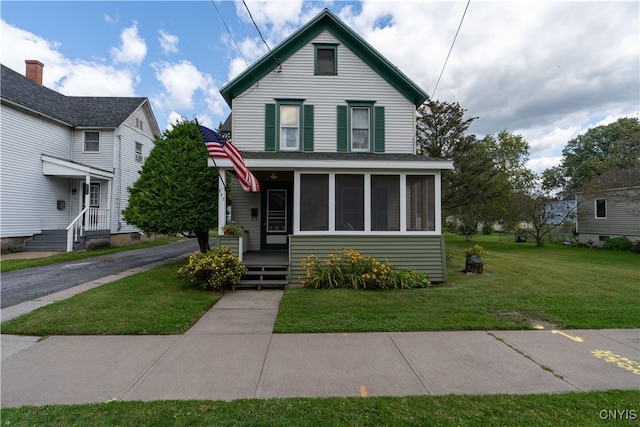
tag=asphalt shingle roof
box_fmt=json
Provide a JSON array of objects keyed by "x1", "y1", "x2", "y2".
[{"x1": 1, "y1": 64, "x2": 146, "y2": 128}]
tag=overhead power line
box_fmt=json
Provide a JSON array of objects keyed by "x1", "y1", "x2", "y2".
[
  {"x1": 242, "y1": 0, "x2": 282, "y2": 71},
  {"x1": 431, "y1": 0, "x2": 471, "y2": 100},
  {"x1": 210, "y1": 0, "x2": 250, "y2": 68}
]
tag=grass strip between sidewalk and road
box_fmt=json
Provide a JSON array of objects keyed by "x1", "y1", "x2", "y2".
[
  {"x1": 2, "y1": 391, "x2": 639, "y2": 426},
  {"x1": 1, "y1": 260, "x2": 219, "y2": 335}
]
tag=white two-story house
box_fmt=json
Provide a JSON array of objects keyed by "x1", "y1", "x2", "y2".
[
  {"x1": 1, "y1": 61, "x2": 161, "y2": 252},
  {"x1": 214, "y1": 9, "x2": 453, "y2": 284}
]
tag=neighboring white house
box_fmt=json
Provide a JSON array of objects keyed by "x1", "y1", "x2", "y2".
[
  {"x1": 214, "y1": 9, "x2": 453, "y2": 283},
  {"x1": 0, "y1": 61, "x2": 161, "y2": 252},
  {"x1": 576, "y1": 168, "x2": 640, "y2": 247}
]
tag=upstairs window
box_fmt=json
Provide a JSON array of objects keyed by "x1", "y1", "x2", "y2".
[
  {"x1": 135, "y1": 142, "x2": 143, "y2": 163},
  {"x1": 315, "y1": 44, "x2": 337, "y2": 75},
  {"x1": 84, "y1": 131, "x2": 100, "y2": 152},
  {"x1": 280, "y1": 104, "x2": 300, "y2": 150},
  {"x1": 351, "y1": 107, "x2": 370, "y2": 151},
  {"x1": 595, "y1": 199, "x2": 607, "y2": 218}
]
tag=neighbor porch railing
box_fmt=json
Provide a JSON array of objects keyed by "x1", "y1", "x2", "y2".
[{"x1": 65, "y1": 207, "x2": 110, "y2": 252}]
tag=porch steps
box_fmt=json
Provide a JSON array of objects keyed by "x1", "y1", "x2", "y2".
[
  {"x1": 23, "y1": 229, "x2": 69, "y2": 252},
  {"x1": 234, "y1": 264, "x2": 289, "y2": 290}
]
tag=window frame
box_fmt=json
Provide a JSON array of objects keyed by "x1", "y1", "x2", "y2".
[
  {"x1": 348, "y1": 101, "x2": 375, "y2": 152},
  {"x1": 277, "y1": 100, "x2": 303, "y2": 151},
  {"x1": 314, "y1": 43, "x2": 338, "y2": 76},
  {"x1": 83, "y1": 131, "x2": 100, "y2": 153},
  {"x1": 294, "y1": 171, "x2": 440, "y2": 235},
  {"x1": 595, "y1": 199, "x2": 607, "y2": 219},
  {"x1": 135, "y1": 142, "x2": 143, "y2": 163}
]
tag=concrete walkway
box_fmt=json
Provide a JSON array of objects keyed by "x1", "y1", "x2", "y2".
[{"x1": 1, "y1": 266, "x2": 639, "y2": 407}]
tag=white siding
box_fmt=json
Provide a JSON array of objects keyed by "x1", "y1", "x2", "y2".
[
  {"x1": 230, "y1": 175, "x2": 261, "y2": 251},
  {"x1": 72, "y1": 129, "x2": 115, "y2": 170},
  {"x1": 0, "y1": 106, "x2": 74, "y2": 237},
  {"x1": 112, "y1": 108, "x2": 156, "y2": 234},
  {"x1": 232, "y1": 31, "x2": 417, "y2": 154}
]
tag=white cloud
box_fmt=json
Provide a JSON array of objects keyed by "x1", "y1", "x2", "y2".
[
  {"x1": 110, "y1": 22, "x2": 147, "y2": 65},
  {"x1": 158, "y1": 30, "x2": 179, "y2": 54},
  {"x1": 57, "y1": 62, "x2": 137, "y2": 96},
  {"x1": 0, "y1": 19, "x2": 139, "y2": 96},
  {"x1": 152, "y1": 60, "x2": 224, "y2": 121}
]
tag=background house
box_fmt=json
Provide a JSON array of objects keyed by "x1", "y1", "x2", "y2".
[
  {"x1": 576, "y1": 168, "x2": 640, "y2": 247},
  {"x1": 214, "y1": 9, "x2": 453, "y2": 284},
  {"x1": 1, "y1": 61, "x2": 161, "y2": 252}
]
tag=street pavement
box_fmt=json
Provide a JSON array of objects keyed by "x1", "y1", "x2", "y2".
[{"x1": 1, "y1": 285, "x2": 639, "y2": 407}]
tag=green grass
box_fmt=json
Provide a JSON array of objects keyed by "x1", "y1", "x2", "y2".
[
  {"x1": 275, "y1": 235, "x2": 640, "y2": 333},
  {"x1": 1, "y1": 237, "x2": 183, "y2": 273},
  {"x1": 2, "y1": 391, "x2": 638, "y2": 426},
  {"x1": 1, "y1": 260, "x2": 219, "y2": 335}
]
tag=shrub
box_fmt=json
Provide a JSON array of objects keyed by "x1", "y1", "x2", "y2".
[
  {"x1": 602, "y1": 236, "x2": 633, "y2": 251},
  {"x1": 632, "y1": 240, "x2": 640, "y2": 254},
  {"x1": 388, "y1": 269, "x2": 431, "y2": 289},
  {"x1": 482, "y1": 223, "x2": 493, "y2": 235},
  {"x1": 463, "y1": 244, "x2": 488, "y2": 261},
  {"x1": 301, "y1": 249, "x2": 430, "y2": 290},
  {"x1": 177, "y1": 247, "x2": 246, "y2": 290}
]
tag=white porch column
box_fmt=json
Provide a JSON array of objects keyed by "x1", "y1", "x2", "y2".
[
  {"x1": 83, "y1": 175, "x2": 90, "y2": 229},
  {"x1": 218, "y1": 170, "x2": 227, "y2": 235},
  {"x1": 106, "y1": 179, "x2": 113, "y2": 232}
]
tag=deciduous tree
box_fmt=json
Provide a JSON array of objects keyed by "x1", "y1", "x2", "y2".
[{"x1": 123, "y1": 120, "x2": 219, "y2": 253}]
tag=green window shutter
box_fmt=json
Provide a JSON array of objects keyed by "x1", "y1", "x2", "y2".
[
  {"x1": 265, "y1": 103, "x2": 276, "y2": 151},
  {"x1": 303, "y1": 104, "x2": 314, "y2": 152},
  {"x1": 337, "y1": 105, "x2": 348, "y2": 152},
  {"x1": 374, "y1": 106, "x2": 385, "y2": 153}
]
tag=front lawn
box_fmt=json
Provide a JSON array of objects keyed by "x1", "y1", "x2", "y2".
[
  {"x1": 1, "y1": 260, "x2": 219, "y2": 335},
  {"x1": 275, "y1": 236, "x2": 639, "y2": 333}
]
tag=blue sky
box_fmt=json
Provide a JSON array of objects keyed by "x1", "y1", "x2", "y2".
[{"x1": 2, "y1": 1, "x2": 638, "y2": 174}]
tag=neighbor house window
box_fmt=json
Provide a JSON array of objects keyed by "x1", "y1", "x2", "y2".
[
  {"x1": 280, "y1": 104, "x2": 300, "y2": 150},
  {"x1": 335, "y1": 174, "x2": 364, "y2": 231},
  {"x1": 135, "y1": 142, "x2": 143, "y2": 163},
  {"x1": 315, "y1": 44, "x2": 337, "y2": 75},
  {"x1": 595, "y1": 199, "x2": 607, "y2": 218},
  {"x1": 300, "y1": 174, "x2": 329, "y2": 231},
  {"x1": 84, "y1": 131, "x2": 100, "y2": 152},
  {"x1": 371, "y1": 175, "x2": 400, "y2": 231},
  {"x1": 407, "y1": 175, "x2": 435, "y2": 231}
]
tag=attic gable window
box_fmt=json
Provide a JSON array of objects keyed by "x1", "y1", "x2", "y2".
[
  {"x1": 84, "y1": 131, "x2": 100, "y2": 153},
  {"x1": 314, "y1": 44, "x2": 337, "y2": 75}
]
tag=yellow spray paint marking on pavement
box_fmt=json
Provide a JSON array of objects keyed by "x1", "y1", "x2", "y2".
[
  {"x1": 591, "y1": 350, "x2": 640, "y2": 375},
  {"x1": 551, "y1": 330, "x2": 583, "y2": 342},
  {"x1": 360, "y1": 385, "x2": 368, "y2": 397},
  {"x1": 532, "y1": 324, "x2": 545, "y2": 330}
]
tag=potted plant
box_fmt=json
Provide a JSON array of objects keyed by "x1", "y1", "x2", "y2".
[
  {"x1": 463, "y1": 244, "x2": 487, "y2": 274},
  {"x1": 222, "y1": 224, "x2": 244, "y2": 235}
]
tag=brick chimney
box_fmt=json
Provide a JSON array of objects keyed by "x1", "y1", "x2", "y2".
[{"x1": 25, "y1": 60, "x2": 44, "y2": 86}]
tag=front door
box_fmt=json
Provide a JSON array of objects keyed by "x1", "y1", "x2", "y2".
[{"x1": 261, "y1": 181, "x2": 293, "y2": 250}]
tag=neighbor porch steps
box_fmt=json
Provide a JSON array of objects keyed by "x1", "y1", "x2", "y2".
[{"x1": 234, "y1": 264, "x2": 289, "y2": 291}]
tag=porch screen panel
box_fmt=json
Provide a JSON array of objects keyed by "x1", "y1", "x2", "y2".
[
  {"x1": 406, "y1": 175, "x2": 435, "y2": 231},
  {"x1": 371, "y1": 175, "x2": 400, "y2": 231},
  {"x1": 300, "y1": 174, "x2": 329, "y2": 231},
  {"x1": 336, "y1": 174, "x2": 364, "y2": 231}
]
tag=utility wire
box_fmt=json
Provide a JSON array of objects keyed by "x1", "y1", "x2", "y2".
[
  {"x1": 210, "y1": 0, "x2": 250, "y2": 68},
  {"x1": 431, "y1": 0, "x2": 470, "y2": 99},
  {"x1": 242, "y1": 0, "x2": 282, "y2": 70}
]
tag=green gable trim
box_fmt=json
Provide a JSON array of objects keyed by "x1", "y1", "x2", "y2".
[{"x1": 220, "y1": 9, "x2": 428, "y2": 107}]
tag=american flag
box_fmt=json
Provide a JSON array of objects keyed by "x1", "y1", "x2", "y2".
[{"x1": 197, "y1": 124, "x2": 260, "y2": 192}]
